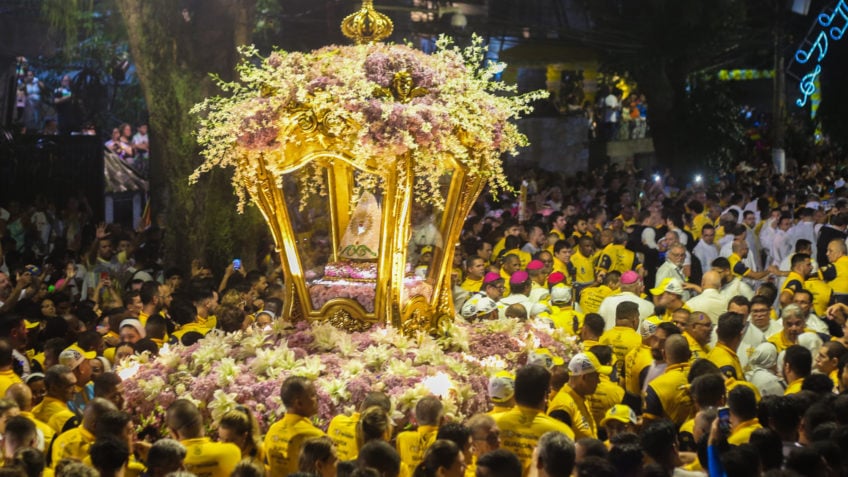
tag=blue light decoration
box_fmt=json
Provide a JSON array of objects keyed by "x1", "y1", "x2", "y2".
[{"x1": 795, "y1": 0, "x2": 848, "y2": 107}]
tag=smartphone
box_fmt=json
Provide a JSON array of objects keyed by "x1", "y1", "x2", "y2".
[
  {"x1": 233, "y1": 259, "x2": 241, "y2": 270},
  {"x1": 718, "y1": 407, "x2": 731, "y2": 434},
  {"x1": 99, "y1": 271, "x2": 109, "y2": 281}
]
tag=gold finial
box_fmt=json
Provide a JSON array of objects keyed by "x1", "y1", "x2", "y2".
[{"x1": 341, "y1": 0, "x2": 394, "y2": 45}]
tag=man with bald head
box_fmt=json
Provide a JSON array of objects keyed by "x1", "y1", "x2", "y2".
[
  {"x1": 685, "y1": 271, "x2": 728, "y2": 323},
  {"x1": 822, "y1": 238, "x2": 848, "y2": 304},
  {"x1": 643, "y1": 334, "x2": 693, "y2": 426},
  {"x1": 5, "y1": 383, "x2": 53, "y2": 451}
]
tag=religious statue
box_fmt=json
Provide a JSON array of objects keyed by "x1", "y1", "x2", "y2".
[{"x1": 339, "y1": 192, "x2": 381, "y2": 260}]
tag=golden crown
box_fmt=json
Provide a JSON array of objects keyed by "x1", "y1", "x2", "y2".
[{"x1": 341, "y1": 0, "x2": 394, "y2": 44}]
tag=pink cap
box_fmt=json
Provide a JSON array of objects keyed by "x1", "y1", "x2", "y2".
[
  {"x1": 620, "y1": 270, "x2": 640, "y2": 285},
  {"x1": 483, "y1": 272, "x2": 503, "y2": 286},
  {"x1": 547, "y1": 272, "x2": 566, "y2": 286},
  {"x1": 527, "y1": 260, "x2": 545, "y2": 271},
  {"x1": 510, "y1": 270, "x2": 530, "y2": 285}
]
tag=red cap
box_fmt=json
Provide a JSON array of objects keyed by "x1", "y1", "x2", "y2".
[
  {"x1": 527, "y1": 260, "x2": 545, "y2": 271},
  {"x1": 510, "y1": 270, "x2": 530, "y2": 285},
  {"x1": 548, "y1": 271, "x2": 566, "y2": 286}
]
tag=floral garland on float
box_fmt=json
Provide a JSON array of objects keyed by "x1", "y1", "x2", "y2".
[
  {"x1": 121, "y1": 318, "x2": 581, "y2": 436},
  {"x1": 190, "y1": 34, "x2": 548, "y2": 211}
]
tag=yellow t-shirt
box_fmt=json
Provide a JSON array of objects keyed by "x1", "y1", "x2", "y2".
[
  {"x1": 728, "y1": 253, "x2": 750, "y2": 278},
  {"x1": 820, "y1": 255, "x2": 848, "y2": 294},
  {"x1": 644, "y1": 363, "x2": 693, "y2": 426},
  {"x1": 51, "y1": 426, "x2": 95, "y2": 465},
  {"x1": 32, "y1": 396, "x2": 75, "y2": 434},
  {"x1": 585, "y1": 374, "x2": 625, "y2": 427},
  {"x1": 326, "y1": 412, "x2": 360, "y2": 461},
  {"x1": 784, "y1": 378, "x2": 804, "y2": 395},
  {"x1": 540, "y1": 306, "x2": 582, "y2": 335},
  {"x1": 579, "y1": 285, "x2": 616, "y2": 315},
  {"x1": 706, "y1": 342, "x2": 743, "y2": 380},
  {"x1": 767, "y1": 331, "x2": 794, "y2": 353},
  {"x1": 460, "y1": 277, "x2": 483, "y2": 294},
  {"x1": 396, "y1": 425, "x2": 439, "y2": 471},
  {"x1": 20, "y1": 411, "x2": 53, "y2": 453},
  {"x1": 599, "y1": 326, "x2": 642, "y2": 370},
  {"x1": 781, "y1": 271, "x2": 806, "y2": 299},
  {"x1": 494, "y1": 405, "x2": 575, "y2": 474},
  {"x1": 623, "y1": 345, "x2": 653, "y2": 397},
  {"x1": 728, "y1": 419, "x2": 762, "y2": 445},
  {"x1": 181, "y1": 437, "x2": 241, "y2": 477},
  {"x1": 570, "y1": 251, "x2": 596, "y2": 284},
  {"x1": 0, "y1": 368, "x2": 22, "y2": 397},
  {"x1": 683, "y1": 331, "x2": 710, "y2": 361},
  {"x1": 264, "y1": 414, "x2": 325, "y2": 477},
  {"x1": 547, "y1": 383, "x2": 596, "y2": 439}
]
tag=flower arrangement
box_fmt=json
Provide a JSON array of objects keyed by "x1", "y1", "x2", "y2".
[
  {"x1": 190, "y1": 36, "x2": 548, "y2": 211},
  {"x1": 121, "y1": 317, "x2": 580, "y2": 436}
]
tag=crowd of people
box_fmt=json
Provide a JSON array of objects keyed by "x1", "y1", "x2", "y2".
[{"x1": 1, "y1": 153, "x2": 848, "y2": 477}]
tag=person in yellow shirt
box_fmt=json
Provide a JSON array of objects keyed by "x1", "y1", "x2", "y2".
[
  {"x1": 166, "y1": 399, "x2": 241, "y2": 477},
  {"x1": 539, "y1": 285, "x2": 582, "y2": 335},
  {"x1": 0, "y1": 339, "x2": 22, "y2": 397},
  {"x1": 5, "y1": 383, "x2": 53, "y2": 453},
  {"x1": 579, "y1": 272, "x2": 620, "y2": 315},
  {"x1": 599, "y1": 302, "x2": 642, "y2": 374},
  {"x1": 218, "y1": 406, "x2": 265, "y2": 468},
  {"x1": 32, "y1": 365, "x2": 77, "y2": 434},
  {"x1": 570, "y1": 237, "x2": 598, "y2": 296},
  {"x1": 814, "y1": 341, "x2": 847, "y2": 390},
  {"x1": 622, "y1": 320, "x2": 658, "y2": 405},
  {"x1": 52, "y1": 397, "x2": 116, "y2": 465},
  {"x1": 584, "y1": 345, "x2": 625, "y2": 427},
  {"x1": 460, "y1": 256, "x2": 487, "y2": 294},
  {"x1": 89, "y1": 436, "x2": 130, "y2": 477},
  {"x1": 498, "y1": 254, "x2": 521, "y2": 297},
  {"x1": 552, "y1": 240, "x2": 575, "y2": 284},
  {"x1": 782, "y1": 345, "x2": 812, "y2": 395},
  {"x1": 767, "y1": 305, "x2": 808, "y2": 352},
  {"x1": 547, "y1": 353, "x2": 601, "y2": 439},
  {"x1": 327, "y1": 391, "x2": 391, "y2": 461},
  {"x1": 264, "y1": 377, "x2": 324, "y2": 476},
  {"x1": 495, "y1": 365, "x2": 574, "y2": 473},
  {"x1": 597, "y1": 231, "x2": 640, "y2": 274},
  {"x1": 726, "y1": 386, "x2": 761, "y2": 445},
  {"x1": 682, "y1": 311, "x2": 712, "y2": 360},
  {"x1": 396, "y1": 395, "x2": 444, "y2": 471},
  {"x1": 579, "y1": 314, "x2": 606, "y2": 353},
  {"x1": 599, "y1": 404, "x2": 638, "y2": 446},
  {"x1": 688, "y1": 200, "x2": 710, "y2": 241},
  {"x1": 821, "y1": 239, "x2": 848, "y2": 303},
  {"x1": 643, "y1": 334, "x2": 693, "y2": 427},
  {"x1": 779, "y1": 253, "x2": 812, "y2": 308},
  {"x1": 706, "y1": 312, "x2": 746, "y2": 380},
  {"x1": 491, "y1": 221, "x2": 522, "y2": 260}
]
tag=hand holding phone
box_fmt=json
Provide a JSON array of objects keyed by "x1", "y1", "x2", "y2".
[{"x1": 233, "y1": 259, "x2": 242, "y2": 271}]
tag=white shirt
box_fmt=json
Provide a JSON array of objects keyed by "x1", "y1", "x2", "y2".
[
  {"x1": 693, "y1": 240, "x2": 719, "y2": 273},
  {"x1": 598, "y1": 291, "x2": 655, "y2": 331},
  {"x1": 771, "y1": 229, "x2": 794, "y2": 267},
  {"x1": 655, "y1": 261, "x2": 690, "y2": 301},
  {"x1": 746, "y1": 368, "x2": 786, "y2": 397},
  {"x1": 685, "y1": 288, "x2": 728, "y2": 322},
  {"x1": 720, "y1": 278, "x2": 754, "y2": 301}
]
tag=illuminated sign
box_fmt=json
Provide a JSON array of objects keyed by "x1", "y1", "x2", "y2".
[{"x1": 795, "y1": 0, "x2": 847, "y2": 107}]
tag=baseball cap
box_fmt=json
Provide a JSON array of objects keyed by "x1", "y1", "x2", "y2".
[
  {"x1": 600, "y1": 404, "x2": 638, "y2": 427},
  {"x1": 568, "y1": 352, "x2": 601, "y2": 377},
  {"x1": 510, "y1": 271, "x2": 529, "y2": 285},
  {"x1": 488, "y1": 371, "x2": 515, "y2": 403},
  {"x1": 650, "y1": 277, "x2": 684, "y2": 296},
  {"x1": 483, "y1": 272, "x2": 503, "y2": 286},
  {"x1": 547, "y1": 272, "x2": 566, "y2": 286},
  {"x1": 620, "y1": 270, "x2": 640, "y2": 285},
  {"x1": 527, "y1": 260, "x2": 544, "y2": 271},
  {"x1": 550, "y1": 285, "x2": 573, "y2": 304},
  {"x1": 527, "y1": 348, "x2": 564, "y2": 369},
  {"x1": 119, "y1": 318, "x2": 146, "y2": 338},
  {"x1": 639, "y1": 319, "x2": 658, "y2": 338},
  {"x1": 59, "y1": 345, "x2": 96, "y2": 370}
]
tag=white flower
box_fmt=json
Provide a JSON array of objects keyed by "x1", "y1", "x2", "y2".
[
  {"x1": 362, "y1": 344, "x2": 392, "y2": 370},
  {"x1": 311, "y1": 322, "x2": 341, "y2": 352},
  {"x1": 341, "y1": 359, "x2": 365, "y2": 378},
  {"x1": 395, "y1": 384, "x2": 432, "y2": 413},
  {"x1": 139, "y1": 376, "x2": 166, "y2": 400},
  {"x1": 216, "y1": 358, "x2": 239, "y2": 387},
  {"x1": 318, "y1": 377, "x2": 351, "y2": 405},
  {"x1": 292, "y1": 355, "x2": 323, "y2": 379},
  {"x1": 386, "y1": 358, "x2": 419, "y2": 378},
  {"x1": 193, "y1": 336, "x2": 229, "y2": 371},
  {"x1": 335, "y1": 333, "x2": 356, "y2": 358},
  {"x1": 208, "y1": 389, "x2": 238, "y2": 423},
  {"x1": 252, "y1": 346, "x2": 296, "y2": 376},
  {"x1": 414, "y1": 338, "x2": 446, "y2": 366}
]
